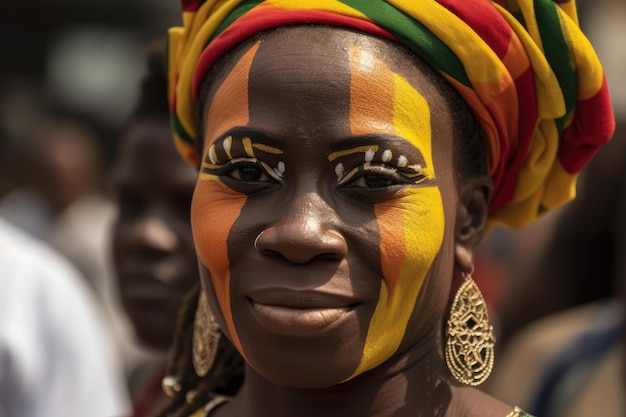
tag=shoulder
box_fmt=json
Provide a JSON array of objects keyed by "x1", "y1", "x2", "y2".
[
  {"x1": 451, "y1": 385, "x2": 528, "y2": 417},
  {"x1": 0, "y1": 217, "x2": 131, "y2": 417},
  {"x1": 486, "y1": 302, "x2": 620, "y2": 408},
  {"x1": 0, "y1": 216, "x2": 84, "y2": 289}
]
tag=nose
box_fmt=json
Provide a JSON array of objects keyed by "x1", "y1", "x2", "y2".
[{"x1": 254, "y1": 194, "x2": 348, "y2": 264}]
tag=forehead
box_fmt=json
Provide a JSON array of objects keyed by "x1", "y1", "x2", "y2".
[
  {"x1": 117, "y1": 120, "x2": 177, "y2": 165},
  {"x1": 114, "y1": 119, "x2": 196, "y2": 183},
  {"x1": 203, "y1": 27, "x2": 451, "y2": 116},
  {"x1": 201, "y1": 26, "x2": 456, "y2": 165}
]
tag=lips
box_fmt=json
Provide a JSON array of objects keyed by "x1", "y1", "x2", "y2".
[{"x1": 245, "y1": 288, "x2": 357, "y2": 336}]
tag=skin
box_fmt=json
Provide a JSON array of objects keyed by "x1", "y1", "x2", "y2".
[
  {"x1": 192, "y1": 27, "x2": 509, "y2": 417},
  {"x1": 112, "y1": 118, "x2": 198, "y2": 350}
]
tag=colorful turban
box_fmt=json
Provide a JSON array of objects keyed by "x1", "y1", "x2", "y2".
[{"x1": 167, "y1": 0, "x2": 615, "y2": 229}]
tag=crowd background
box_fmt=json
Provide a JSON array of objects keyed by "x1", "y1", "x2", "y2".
[{"x1": 0, "y1": 0, "x2": 625, "y2": 416}]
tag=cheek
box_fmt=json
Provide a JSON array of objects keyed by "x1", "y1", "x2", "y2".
[
  {"x1": 377, "y1": 187, "x2": 445, "y2": 300},
  {"x1": 191, "y1": 176, "x2": 247, "y2": 351},
  {"x1": 347, "y1": 186, "x2": 445, "y2": 379}
]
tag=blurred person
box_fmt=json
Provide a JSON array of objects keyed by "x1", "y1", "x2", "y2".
[
  {"x1": 0, "y1": 214, "x2": 131, "y2": 417},
  {"x1": 0, "y1": 113, "x2": 142, "y2": 390},
  {"x1": 0, "y1": 115, "x2": 114, "y2": 289},
  {"x1": 110, "y1": 41, "x2": 199, "y2": 417}
]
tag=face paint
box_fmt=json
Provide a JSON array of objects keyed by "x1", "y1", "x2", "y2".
[
  {"x1": 346, "y1": 45, "x2": 445, "y2": 378},
  {"x1": 202, "y1": 135, "x2": 286, "y2": 182},
  {"x1": 329, "y1": 144, "x2": 425, "y2": 185},
  {"x1": 191, "y1": 41, "x2": 261, "y2": 357}
]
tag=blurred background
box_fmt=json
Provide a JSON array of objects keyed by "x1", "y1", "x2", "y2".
[
  {"x1": 0, "y1": 1, "x2": 625, "y2": 416},
  {"x1": 0, "y1": 3, "x2": 185, "y2": 415},
  {"x1": 0, "y1": 0, "x2": 179, "y2": 157}
]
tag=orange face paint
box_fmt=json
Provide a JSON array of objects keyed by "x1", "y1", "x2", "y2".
[
  {"x1": 191, "y1": 41, "x2": 261, "y2": 357},
  {"x1": 346, "y1": 45, "x2": 445, "y2": 378}
]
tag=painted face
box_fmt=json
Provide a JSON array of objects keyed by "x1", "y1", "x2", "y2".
[
  {"x1": 112, "y1": 118, "x2": 198, "y2": 351},
  {"x1": 191, "y1": 27, "x2": 458, "y2": 388}
]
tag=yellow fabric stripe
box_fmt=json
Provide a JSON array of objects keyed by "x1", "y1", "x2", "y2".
[
  {"x1": 176, "y1": 1, "x2": 247, "y2": 138},
  {"x1": 266, "y1": 0, "x2": 368, "y2": 19},
  {"x1": 493, "y1": 3, "x2": 565, "y2": 119}
]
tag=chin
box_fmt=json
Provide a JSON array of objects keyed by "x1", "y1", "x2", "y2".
[{"x1": 243, "y1": 341, "x2": 360, "y2": 389}]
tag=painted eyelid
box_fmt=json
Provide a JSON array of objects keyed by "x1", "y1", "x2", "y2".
[
  {"x1": 219, "y1": 157, "x2": 284, "y2": 182},
  {"x1": 337, "y1": 163, "x2": 423, "y2": 186}
]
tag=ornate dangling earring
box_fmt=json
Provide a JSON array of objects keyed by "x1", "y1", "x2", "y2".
[
  {"x1": 445, "y1": 273, "x2": 495, "y2": 386},
  {"x1": 192, "y1": 291, "x2": 221, "y2": 377}
]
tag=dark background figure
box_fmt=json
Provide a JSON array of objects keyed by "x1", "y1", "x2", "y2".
[{"x1": 110, "y1": 41, "x2": 200, "y2": 417}]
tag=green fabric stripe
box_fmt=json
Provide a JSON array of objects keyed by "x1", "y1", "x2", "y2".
[
  {"x1": 171, "y1": 112, "x2": 196, "y2": 144},
  {"x1": 534, "y1": 0, "x2": 575, "y2": 133},
  {"x1": 339, "y1": 0, "x2": 470, "y2": 86},
  {"x1": 210, "y1": 0, "x2": 265, "y2": 42}
]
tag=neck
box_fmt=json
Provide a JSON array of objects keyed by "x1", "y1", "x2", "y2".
[{"x1": 221, "y1": 336, "x2": 455, "y2": 417}]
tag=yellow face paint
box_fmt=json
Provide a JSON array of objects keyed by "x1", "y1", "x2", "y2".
[
  {"x1": 191, "y1": 41, "x2": 261, "y2": 358},
  {"x1": 346, "y1": 45, "x2": 445, "y2": 378}
]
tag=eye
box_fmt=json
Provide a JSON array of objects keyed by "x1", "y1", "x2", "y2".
[
  {"x1": 219, "y1": 158, "x2": 280, "y2": 184},
  {"x1": 115, "y1": 189, "x2": 145, "y2": 218},
  {"x1": 349, "y1": 174, "x2": 395, "y2": 188},
  {"x1": 228, "y1": 165, "x2": 272, "y2": 182},
  {"x1": 342, "y1": 165, "x2": 412, "y2": 189}
]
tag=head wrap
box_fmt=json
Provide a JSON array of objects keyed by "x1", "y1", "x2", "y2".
[{"x1": 167, "y1": 0, "x2": 615, "y2": 228}]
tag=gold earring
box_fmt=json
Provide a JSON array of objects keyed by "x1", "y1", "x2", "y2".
[
  {"x1": 192, "y1": 292, "x2": 221, "y2": 377},
  {"x1": 445, "y1": 274, "x2": 495, "y2": 386},
  {"x1": 161, "y1": 375, "x2": 182, "y2": 398}
]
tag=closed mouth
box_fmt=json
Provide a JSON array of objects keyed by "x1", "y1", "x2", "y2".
[
  {"x1": 249, "y1": 300, "x2": 354, "y2": 335},
  {"x1": 246, "y1": 289, "x2": 358, "y2": 336}
]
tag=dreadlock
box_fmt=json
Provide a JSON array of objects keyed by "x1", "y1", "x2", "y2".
[{"x1": 157, "y1": 284, "x2": 245, "y2": 417}]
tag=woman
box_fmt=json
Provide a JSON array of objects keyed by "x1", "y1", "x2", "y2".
[{"x1": 160, "y1": 1, "x2": 615, "y2": 416}]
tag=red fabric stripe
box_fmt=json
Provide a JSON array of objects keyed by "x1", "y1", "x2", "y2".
[
  {"x1": 558, "y1": 77, "x2": 615, "y2": 173},
  {"x1": 191, "y1": 7, "x2": 399, "y2": 98},
  {"x1": 435, "y1": 0, "x2": 512, "y2": 59},
  {"x1": 182, "y1": 0, "x2": 203, "y2": 12},
  {"x1": 489, "y1": 66, "x2": 538, "y2": 212}
]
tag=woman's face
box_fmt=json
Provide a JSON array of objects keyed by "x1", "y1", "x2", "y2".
[
  {"x1": 192, "y1": 27, "x2": 460, "y2": 387},
  {"x1": 112, "y1": 118, "x2": 198, "y2": 350}
]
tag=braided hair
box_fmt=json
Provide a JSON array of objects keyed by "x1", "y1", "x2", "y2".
[
  {"x1": 157, "y1": 284, "x2": 245, "y2": 417},
  {"x1": 132, "y1": 39, "x2": 245, "y2": 417}
]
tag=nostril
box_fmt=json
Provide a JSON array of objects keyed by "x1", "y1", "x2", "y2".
[
  {"x1": 320, "y1": 230, "x2": 349, "y2": 260},
  {"x1": 258, "y1": 248, "x2": 282, "y2": 258},
  {"x1": 254, "y1": 225, "x2": 348, "y2": 264}
]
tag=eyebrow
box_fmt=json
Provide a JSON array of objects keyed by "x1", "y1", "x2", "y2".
[
  {"x1": 209, "y1": 127, "x2": 285, "y2": 151},
  {"x1": 329, "y1": 134, "x2": 426, "y2": 162}
]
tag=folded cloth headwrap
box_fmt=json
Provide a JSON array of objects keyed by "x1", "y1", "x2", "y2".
[{"x1": 167, "y1": 0, "x2": 615, "y2": 229}]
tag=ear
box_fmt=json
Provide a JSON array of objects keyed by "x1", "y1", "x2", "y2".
[{"x1": 454, "y1": 176, "x2": 492, "y2": 274}]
